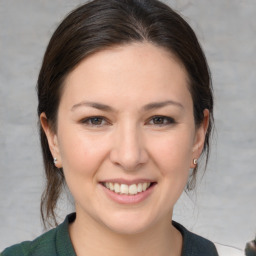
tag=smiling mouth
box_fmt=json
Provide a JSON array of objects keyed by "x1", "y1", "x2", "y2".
[{"x1": 101, "y1": 182, "x2": 156, "y2": 196}]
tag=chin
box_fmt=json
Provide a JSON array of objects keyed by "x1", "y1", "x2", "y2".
[
  {"x1": 100, "y1": 211, "x2": 158, "y2": 235},
  {"x1": 106, "y1": 221, "x2": 150, "y2": 235}
]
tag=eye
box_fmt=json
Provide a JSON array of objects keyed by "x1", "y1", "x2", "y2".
[
  {"x1": 148, "y1": 116, "x2": 175, "y2": 126},
  {"x1": 81, "y1": 116, "x2": 109, "y2": 126}
]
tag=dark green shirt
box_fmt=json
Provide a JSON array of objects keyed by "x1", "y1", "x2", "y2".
[{"x1": 1, "y1": 213, "x2": 218, "y2": 256}]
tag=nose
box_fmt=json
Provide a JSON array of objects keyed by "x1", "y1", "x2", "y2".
[{"x1": 109, "y1": 122, "x2": 148, "y2": 171}]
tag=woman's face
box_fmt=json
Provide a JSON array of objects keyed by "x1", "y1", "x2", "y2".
[{"x1": 42, "y1": 42, "x2": 208, "y2": 234}]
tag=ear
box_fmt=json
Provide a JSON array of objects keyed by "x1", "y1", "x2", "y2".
[
  {"x1": 40, "y1": 113, "x2": 62, "y2": 168},
  {"x1": 191, "y1": 109, "x2": 209, "y2": 168}
]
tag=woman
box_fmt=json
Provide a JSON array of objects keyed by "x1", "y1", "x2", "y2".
[{"x1": 1, "y1": 0, "x2": 218, "y2": 255}]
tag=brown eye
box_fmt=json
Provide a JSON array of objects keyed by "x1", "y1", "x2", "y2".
[
  {"x1": 89, "y1": 117, "x2": 103, "y2": 125},
  {"x1": 81, "y1": 116, "x2": 108, "y2": 126},
  {"x1": 149, "y1": 116, "x2": 175, "y2": 125}
]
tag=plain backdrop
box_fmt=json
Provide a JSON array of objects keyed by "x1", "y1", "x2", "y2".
[{"x1": 0, "y1": 0, "x2": 255, "y2": 253}]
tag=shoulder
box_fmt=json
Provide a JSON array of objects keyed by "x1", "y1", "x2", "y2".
[
  {"x1": 1, "y1": 213, "x2": 76, "y2": 256},
  {"x1": 1, "y1": 228, "x2": 58, "y2": 256},
  {"x1": 185, "y1": 231, "x2": 218, "y2": 255},
  {"x1": 173, "y1": 221, "x2": 219, "y2": 256}
]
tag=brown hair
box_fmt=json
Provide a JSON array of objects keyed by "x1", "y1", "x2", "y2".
[{"x1": 37, "y1": 0, "x2": 214, "y2": 227}]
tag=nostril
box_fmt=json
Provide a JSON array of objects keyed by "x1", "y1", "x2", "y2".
[{"x1": 109, "y1": 150, "x2": 146, "y2": 172}]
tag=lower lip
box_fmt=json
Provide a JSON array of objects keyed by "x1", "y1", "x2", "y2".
[{"x1": 100, "y1": 184, "x2": 156, "y2": 204}]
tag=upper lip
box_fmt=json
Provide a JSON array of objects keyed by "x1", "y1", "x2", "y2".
[{"x1": 100, "y1": 178, "x2": 156, "y2": 185}]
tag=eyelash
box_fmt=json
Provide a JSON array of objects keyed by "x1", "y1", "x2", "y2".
[
  {"x1": 80, "y1": 116, "x2": 109, "y2": 126},
  {"x1": 147, "y1": 116, "x2": 176, "y2": 126},
  {"x1": 80, "y1": 115, "x2": 176, "y2": 127}
]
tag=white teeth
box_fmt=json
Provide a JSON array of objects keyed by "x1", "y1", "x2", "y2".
[
  {"x1": 142, "y1": 182, "x2": 148, "y2": 191},
  {"x1": 114, "y1": 183, "x2": 120, "y2": 193},
  {"x1": 120, "y1": 184, "x2": 129, "y2": 194},
  {"x1": 128, "y1": 184, "x2": 137, "y2": 195},
  {"x1": 109, "y1": 182, "x2": 114, "y2": 191},
  {"x1": 104, "y1": 182, "x2": 151, "y2": 195}
]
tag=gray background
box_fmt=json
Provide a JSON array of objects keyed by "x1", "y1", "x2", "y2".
[{"x1": 0, "y1": 0, "x2": 255, "y2": 252}]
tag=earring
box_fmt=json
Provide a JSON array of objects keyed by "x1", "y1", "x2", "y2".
[
  {"x1": 193, "y1": 158, "x2": 197, "y2": 165},
  {"x1": 53, "y1": 157, "x2": 57, "y2": 165}
]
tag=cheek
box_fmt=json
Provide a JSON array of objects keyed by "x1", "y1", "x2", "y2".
[
  {"x1": 145, "y1": 133, "x2": 193, "y2": 213},
  {"x1": 149, "y1": 130, "x2": 194, "y2": 174},
  {"x1": 57, "y1": 127, "x2": 110, "y2": 177}
]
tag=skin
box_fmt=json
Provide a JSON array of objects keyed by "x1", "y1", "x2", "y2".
[{"x1": 41, "y1": 42, "x2": 209, "y2": 256}]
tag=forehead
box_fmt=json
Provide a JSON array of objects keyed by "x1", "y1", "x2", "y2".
[{"x1": 61, "y1": 42, "x2": 191, "y2": 109}]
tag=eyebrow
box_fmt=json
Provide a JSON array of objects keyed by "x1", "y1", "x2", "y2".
[
  {"x1": 142, "y1": 100, "x2": 184, "y2": 111},
  {"x1": 71, "y1": 100, "x2": 184, "y2": 112},
  {"x1": 71, "y1": 101, "x2": 115, "y2": 112}
]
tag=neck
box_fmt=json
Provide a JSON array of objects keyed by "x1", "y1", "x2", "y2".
[{"x1": 69, "y1": 211, "x2": 182, "y2": 256}]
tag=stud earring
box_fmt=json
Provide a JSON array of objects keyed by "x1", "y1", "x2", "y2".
[
  {"x1": 53, "y1": 157, "x2": 57, "y2": 165},
  {"x1": 193, "y1": 158, "x2": 197, "y2": 165}
]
